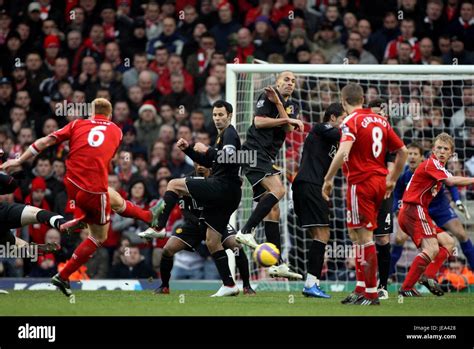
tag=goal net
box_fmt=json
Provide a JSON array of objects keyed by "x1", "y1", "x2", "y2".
[{"x1": 226, "y1": 64, "x2": 474, "y2": 291}]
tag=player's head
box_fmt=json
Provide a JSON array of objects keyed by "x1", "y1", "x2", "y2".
[
  {"x1": 341, "y1": 83, "x2": 364, "y2": 111},
  {"x1": 92, "y1": 98, "x2": 112, "y2": 118},
  {"x1": 407, "y1": 142, "x2": 424, "y2": 171},
  {"x1": 194, "y1": 163, "x2": 210, "y2": 177},
  {"x1": 276, "y1": 71, "x2": 296, "y2": 98},
  {"x1": 212, "y1": 100, "x2": 233, "y2": 131},
  {"x1": 323, "y1": 102, "x2": 346, "y2": 126},
  {"x1": 432, "y1": 132, "x2": 454, "y2": 163},
  {"x1": 368, "y1": 98, "x2": 387, "y2": 118}
]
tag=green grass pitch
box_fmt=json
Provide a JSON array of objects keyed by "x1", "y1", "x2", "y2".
[{"x1": 1, "y1": 291, "x2": 473, "y2": 316}]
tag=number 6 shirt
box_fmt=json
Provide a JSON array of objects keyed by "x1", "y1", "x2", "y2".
[
  {"x1": 340, "y1": 108, "x2": 404, "y2": 184},
  {"x1": 50, "y1": 115, "x2": 122, "y2": 193}
]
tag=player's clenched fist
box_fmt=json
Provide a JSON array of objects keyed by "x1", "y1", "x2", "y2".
[
  {"x1": 177, "y1": 138, "x2": 189, "y2": 151},
  {"x1": 264, "y1": 86, "x2": 281, "y2": 105},
  {"x1": 193, "y1": 142, "x2": 209, "y2": 153}
]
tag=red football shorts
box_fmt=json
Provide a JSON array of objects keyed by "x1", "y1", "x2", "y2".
[
  {"x1": 398, "y1": 203, "x2": 438, "y2": 248},
  {"x1": 346, "y1": 175, "x2": 386, "y2": 231},
  {"x1": 65, "y1": 180, "x2": 111, "y2": 225}
]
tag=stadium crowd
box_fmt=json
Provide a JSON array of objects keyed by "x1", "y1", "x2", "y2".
[{"x1": 0, "y1": 0, "x2": 472, "y2": 283}]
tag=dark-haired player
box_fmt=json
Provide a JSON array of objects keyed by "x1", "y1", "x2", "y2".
[
  {"x1": 236, "y1": 71, "x2": 304, "y2": 279},
  {"x1": 292, "y1": 103, "x2": 346, "y2": 298},
  {"x1": 139, "y1": 100, "x2": 243, "y2": 297},
  {"x1": 154, "y1": 163, "x2": 255, "y2": 295}
]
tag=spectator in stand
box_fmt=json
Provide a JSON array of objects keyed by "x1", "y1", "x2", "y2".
[
  {"x1": 122, "y1": 124, "x2": 147, "y2": 157},
  {"x1": 24, "y1": 177, "x2": 50, "y2": 244},
  {"x1": 196, "y1": 75, "x2": 222, "y2": 135},
  {"x1": 186, "y1": 32, "x2": 216, "y2": 77},
  {"x1": 39, "y1": 57, "x2": 73, "y2": 104},
  {"x1": 313, "y1": 22, "x2": 343, "y2": 61},
  {"x1": 29, "y1": 228, "x2": 62, "y2": 277},
  {"x1": 134, "y1": 103, "x2": 162, "y2": 154},
  {"x1": 149, "y1": 46, "x2": 169, "y2": 77},
  {"x1": 104, "y1": 41, "x2": 127, "y2": 74},
  {"x1": 112, "y1": 101, "x2": 133, "y2": 130},
  {"x1": 72, "y1": 24, "x2": 105, "y2": 76},
  {"x1": 340, "y1": 12, "x2": 358, "y2": 45},
  {"x1": 32, "y1": 156, "x2": 65, "y2": 208},
  {"x1": 227, "y1": 27, "x2": 255, "y2": 64},
  {"x1": 84, "y1": 62, "x2": 126, "y2": 103},
  {"x1": 160, "y1": 73, "x2": 195, "y2": 111},
  {"x1": 109, "y1": 244, "x2": 155, "y2": 278},
  {"x1": 115, "y1": 150, "x2": 138, "y2": 191},
  {"x1": 138, "y1": 70, "x2": 161, "y2": 102},
  {"x1": 149, "y1": 141, "x2": 169, "y2": 169},
  {"x1": 147, "y1": 16, "x2": 186, "y2": 56},
  {"x1": 419, "y1": 37, "x2": 435, "y2": 64},
  {"x1": 370, "y1": 11, "x2": 400, "y2": 63},
  {"x1": 397, "y1": 41, "x2": 416, "y2": 64},
  {"x1": 331, "y1": 30, "x2": 378, "y2": 64},
  {"x1": 127, "y1": 85, "x2": 144, "y2": 120},
  {"x1": 157, "y1": 124, "x2": 175, "y2": 148},
  {"x1": 437, "y1": 34, "x2": 452, "y2": 56},
  {"x1": 178, "y1": 5, "x2": 200, "y2": 39},
  {"x1": 64, "y1": 30, "x2": 82, "y2": 68},
  {"x1": 158, "y1": 54, "x2": 194, "y2": 96},
  {"x1": 442, "y1": 35, "x2": 474, "y2": 64},
  {"x1": 245, "y1": 0, "x2": 273, "y2": 27},
  {"x1": 417, "y1": 0, "x2": 446, "y2": 44},
  {"x1": 143, "y1": 1, "x2": 163, "y2": 41},
  {"x1": 122, "y1": 52, "x2": 158, "y2": 90},
  {"x1": 210, "y1": 1, "x2": 241, "y2": 51},
  {"x1": 446, "y1": 1, "x2": 473, "y2": 51},
  {"x1": 384, "y1": 18, "x2": 421, "y2": 63}
]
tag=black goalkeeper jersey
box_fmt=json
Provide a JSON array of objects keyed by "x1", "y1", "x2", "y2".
[
  {"x1": 293, "y1": 122, "x2": 341, "y2": 186},
  {"x1": 184, "y1": 125, "x2": 241, "y2": 180},
  {"x1": 243, "y1": 91, "x2": 300, "y2": 160}
]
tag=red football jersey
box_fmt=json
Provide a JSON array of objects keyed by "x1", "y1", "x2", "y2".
[
  {"x1": 402, "y1": 154, "x2": 452, "y2": 208},
  {"x1": 50, "y1": 115, "x2": 122, "y2": 193},
  {"x1": 340, "y1": 108, "x2": 404, "y2": 183}
]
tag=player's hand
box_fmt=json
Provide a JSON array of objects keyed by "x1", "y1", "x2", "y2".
[
  {"x1": 193, "y1": 142, "x2": 209, "y2": 154},
  {"x1": 322, "y1": 179, "x2": 333, "y2": 201},
  {"x1": 264, "y1": 86, "x2": 282, "y2": 105},
  {"x1": 1, "y1": 159, "x2": 21, "y2": 173},
  {"x1": 289, "y1": 118, "x2": 304, "y2": 131},
  {"x1": 177, "y1": 138, "x2": 189, "y2": 151},
  {"x1": 385, "y1": 179, "x2": 396, "y2": 199}
]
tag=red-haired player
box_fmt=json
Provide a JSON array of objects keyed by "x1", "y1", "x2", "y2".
[
  {"x1": 3, "y1": 98, "x2": 122, "y2": 297},
  {"x1": 398, "y1": 133, "x2": 474, "y2": 296}
]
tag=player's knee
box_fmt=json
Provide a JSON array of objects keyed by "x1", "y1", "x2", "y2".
[
  {"x1": 205, "y1": 235, "x2": 220, "y2": 252},
  {"x1": 162, "y1": 246, "x2": 174, "y2": 258},
  {"x1": 443, "y1": 235, "x2": 456, "y2": 254},
  {"x1": 424, "y1": 243, "x2": 439, "y2": 260},
  {"x1": 272, "y1": 186, "x2": 285, "y2": 200},
  {"x1": 395, "y1": 234, "x2": 407, "y2": 246}
]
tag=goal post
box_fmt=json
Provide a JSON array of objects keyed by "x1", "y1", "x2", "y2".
[{"x1": 226, "y1": 63, "x2": 474, "y2": 291}]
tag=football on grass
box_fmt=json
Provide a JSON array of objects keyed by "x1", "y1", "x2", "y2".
[{"x1": 253, "y1": 243, "x2": 280, "y2": 267}]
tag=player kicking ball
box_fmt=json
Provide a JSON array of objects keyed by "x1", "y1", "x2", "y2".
[
  {"x1": 154, "y1": 163, "x2": 255, "y2": 296},
  {"x1": 3, "y1": 98, "x2": 122, "y2": 297},
  {"x1": 398, "y1": 133, "x2": 474, "y2": 297},
  {"x1": 322, "y1": 83, "x2": 408, "y2": 305},
  {"x1": 236, "y1": 71, "x2": 304, "y2": 280},
  {"x1": 139, "y1": 101, "x2": 243, "y2": 297},
  {"x1": 292, "y1": 103, "x2": 346, "y2": 298}
]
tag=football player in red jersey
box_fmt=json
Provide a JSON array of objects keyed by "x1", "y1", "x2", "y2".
[
  {"x1": 398, "y1": 133, "x2": 474, "y2": 297},
  {"x1": 2, "y1": 98, "x2": 122, "y2": 297},
  {"x1": 322, "y1": 83, "x2": 408, "y2": 305}
]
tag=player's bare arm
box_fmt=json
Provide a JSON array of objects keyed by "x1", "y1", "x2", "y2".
[
  {"x1": 443, "y1": 176, "x2": 474, "y2": 187},
  {"x1": 385, "y1": 146, "x2": 408, "y2": 198},
  {"x1": 322, "y1": 140, "x2": 354, "y2": 201},
  {"x1": 177, "y1": 138, "x2": 189, "y2": 150},
  {"x1": 1, "y1": 135, "x2": 57, "y2": 173}
]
